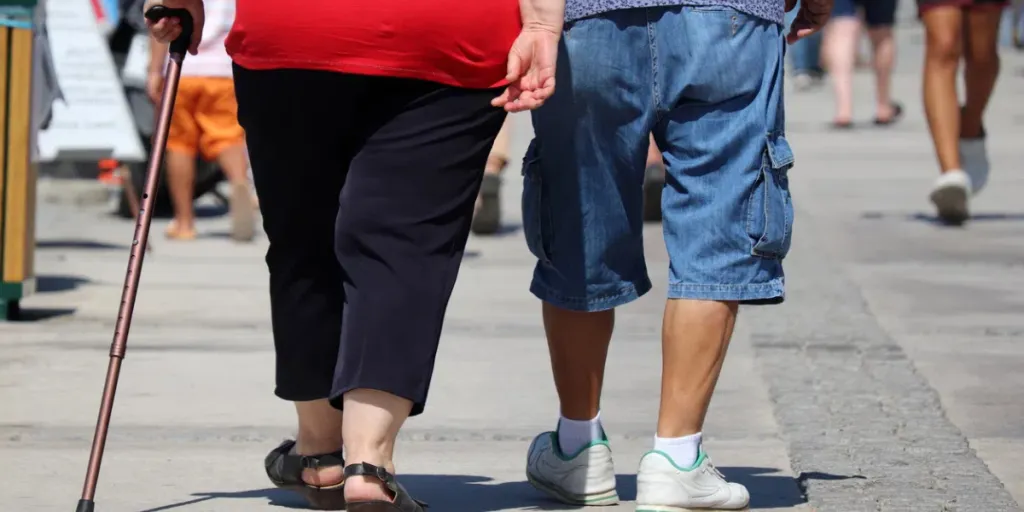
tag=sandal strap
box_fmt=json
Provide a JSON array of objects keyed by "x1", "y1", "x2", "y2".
[
  {"x1": 266, "y1": 440, "x2": 345, "y2": 486},
  {"x1": 300, "y1": 451, "x2": 345, "y2": 469},
  {"x1": 344, "y1": 462, "x2": 399, "y2": 495},
  {"x1": 343, "y1": 463, "x2": 429, "y2": 509}
]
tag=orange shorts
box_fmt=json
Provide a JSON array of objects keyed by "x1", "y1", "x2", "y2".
[{"x1": 166, "y1": 77, "x2": 245, "y2": 161}]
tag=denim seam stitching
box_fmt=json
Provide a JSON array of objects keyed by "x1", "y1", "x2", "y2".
[
  {"x1": 531, "y1": 279, "x2": 652, "y2": 306},
  {"x1": 667, "y1": 281, "x2": 782, "y2": 290},
  {"x1": 645, "y1": 8, "x2": 661, "y2": 115}
]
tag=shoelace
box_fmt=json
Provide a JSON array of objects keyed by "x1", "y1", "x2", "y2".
[{"x1": 705, "y1": 456, "x2": 727, "y2": 480}]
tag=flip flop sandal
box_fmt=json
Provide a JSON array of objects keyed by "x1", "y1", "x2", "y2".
[
  {"x1": 344, "y1": 462, "x2": 428, "y2": 512},
  {"x1": 264, "y1": 440, "x2": 347, "y2": 510},
  {"x1": 164, "y1": 221, "x2": 196, "y2": 240},
  {"x1": 874, "y1": 102, "x2": 903, "y2": 126}
]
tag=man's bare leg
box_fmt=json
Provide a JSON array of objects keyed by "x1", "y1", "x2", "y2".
[
  {"x1": 165, "y1": 151, "x2": 197, "y2": 240},
  {"x1": 216, "y1": 143, "x2": 256, "y2": 241},
  {"x1": 524, "y1": 302, "x2": 620, "y2": 506},
  {"x1": 544, "y1": 303, "x2": 614, "y2": 427},
  {"x1": 657, "y1": 300, "x2": 737, "y2": 454}
]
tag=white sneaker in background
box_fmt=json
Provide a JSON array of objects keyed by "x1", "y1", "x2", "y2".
[
  {"x1": 959, "y1": 136, "x2": 990, "y2": 196},
  {"x1": 929, "y1": 170, "x2": 972, "y2": 225},
  {"x1": 636, "y1": 450, "x2": 750, "y2": 511},
  {"x1": 525, "y1": 432, "x2": 619, "y2": 506}
]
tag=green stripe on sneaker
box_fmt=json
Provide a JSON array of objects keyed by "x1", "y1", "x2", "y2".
[
  {"x1": 550, "y1": 431, "x2": 611, "y2": 461},
  {"x1": 641, "y1": 448, "x2": 707, "y2": 472}
]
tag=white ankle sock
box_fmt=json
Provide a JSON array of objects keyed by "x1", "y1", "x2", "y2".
[
  {"x1": 556, "y1": 412, "x2": 604, "y2": 456},
  {"x1": 654, "y1": 432, "x2": 702, "y2": 468}
]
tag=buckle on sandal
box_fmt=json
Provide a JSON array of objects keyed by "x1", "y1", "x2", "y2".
[
  {"x1": 300, "y1": 456, "x2": 319, "y2": 469},
  {"x1": 374, "y1": 465, "x2": 400, "y2": 493}
]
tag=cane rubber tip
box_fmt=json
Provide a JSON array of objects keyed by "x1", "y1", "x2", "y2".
[{"x1": 76, "y1": 499, "x2": 95, "y2": 512}]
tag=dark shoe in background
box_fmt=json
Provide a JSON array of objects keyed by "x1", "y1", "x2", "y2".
[
  {"x1": 643, "y1": 163, "x2": 665, "y2": 223},
  {"x1": 471, "y1": 173, "x2": 502, "y2": 235}
]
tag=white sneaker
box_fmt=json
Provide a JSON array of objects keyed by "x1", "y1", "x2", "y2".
[
  {"x1": 959, "y1": 137, "x2": 990, "y2": 196},
  {"x1": 929, "y1": 170, "x2": 972, "y2": 225},
  {"x1": 636, "y1": 450, "x2": 750, "y2": 511},
  {"x1": 525, "y1": 432, "x2": 619, "y2": 506}
]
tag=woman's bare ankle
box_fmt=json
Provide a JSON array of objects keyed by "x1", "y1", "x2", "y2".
[
  {"x1": 294, "y1": 435, "x2": 344, "y2": 487},
  {"x1": 301, "y1": 465, "x2": 345, "y2": 488},
  {"x1": 345, "y1": 474, "x2": 392, "y2": 502}
]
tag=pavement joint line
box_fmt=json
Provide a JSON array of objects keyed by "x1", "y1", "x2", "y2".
[{"x1": 0, "y1": 425, "x2": 784, "y2": 448}]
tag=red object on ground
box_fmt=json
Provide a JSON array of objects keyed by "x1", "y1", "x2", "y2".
[
  {"x1": 97, "y1": 159, "x2": 123, "y2": 185},
  {"x1": 226, "y1": 0, "x2": 522, "y2": 89}
]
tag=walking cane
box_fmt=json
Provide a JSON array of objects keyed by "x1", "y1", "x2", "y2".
[
  {"x1": 117, "y1": 164, "x2": 154, "y2": 254},
  {"x1": 75, "y1": 7, "x2": 192, "y2": 511}
]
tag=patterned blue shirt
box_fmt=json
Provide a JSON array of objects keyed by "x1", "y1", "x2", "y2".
[{"x1": 565, "y1": 0, "x2": 784, "y2": 25}]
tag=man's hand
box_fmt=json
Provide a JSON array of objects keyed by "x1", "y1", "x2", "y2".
[
  {"x1": 143, "y1": 0, "x2": 205, "y2": 55},
  {"x1": 492, "y1": 24, "x2": 561, "y2": 113},
  {"x1": 786, "y1": 0, "x2": 832, "y2": 44}
]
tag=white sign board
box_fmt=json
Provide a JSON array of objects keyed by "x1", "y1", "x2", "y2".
[{"x1": 36, "y1": 0, "x2": 146, "y2": 162}]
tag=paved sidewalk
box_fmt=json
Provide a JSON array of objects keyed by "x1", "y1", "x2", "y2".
[{"x1": 2, "y1": 23, "x2": 1023, "y2": 512}]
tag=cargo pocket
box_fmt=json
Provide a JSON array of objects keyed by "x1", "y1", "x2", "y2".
[
  {"x1": 521, "y1": 140, "x2": 553, "y2": 265},
  {"x1": 746, "y1": 134, "x2": 795, "y2": 260}
]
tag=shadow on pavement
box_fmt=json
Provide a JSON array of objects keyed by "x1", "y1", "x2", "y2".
[
  {"x1": 195, "y1": 203, "x2": 229, "y2": 218},
  {"x1": 720, "y1": 466, "x2": 807, "y2": 508},
  {"x1": 35, "y1": 274, "x2": 91, "y2": 293},
  {"x1": 139, "y1": 468, "x2": 805, "y2": 511},
  {"x1": 6, "y1": 307, "x2": 76, "y2": 322},
  {"x1": 36, "y1": 239, "x2": 129, "y2": 250},
  {"x1": 2, "y1": 275, "x2": 88, "y2": 321},
  {"x1": 860, "y1": 211, "x2": 1024, "y2": 224}
]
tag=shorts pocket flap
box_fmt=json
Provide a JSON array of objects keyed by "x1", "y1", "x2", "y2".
[
  {"x1": 747, "y1": 135, "x2": 796, "y2": 260},
  {"x1": 521, "y1": 140, "x2": 553, "y2": 264},
  {"x1": 766, "y1": 133, "x2": 794, "y2": 170}
]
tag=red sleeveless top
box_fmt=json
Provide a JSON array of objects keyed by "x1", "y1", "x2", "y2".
[{"x1": 226, "y1": 1, "x2": 522, "y2": 89}]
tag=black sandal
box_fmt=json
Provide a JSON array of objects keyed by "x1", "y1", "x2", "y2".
[
  {"x1": 874, "y1": 102, "x2": 903, "y2": 126},
  {"x1": 264, "y1": 439, "x2": 347, "y2": 510},
  {"x1": 344, "y1": 462, "x2": 428, "y2": 511}
]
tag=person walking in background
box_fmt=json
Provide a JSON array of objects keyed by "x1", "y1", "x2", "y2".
[
  {"x1": 521, "y1": 0, "x2": 830, "y2": 509},
  {"x1": 787, "y1": 0, "x2": 827, "y2": 90},
  {"x1": 471, "y1": 116, "x2": 512, "y2": 235},
  {"x1": 148, "y1": 0, "x2": 563, "y2": 509},
  {"x1": 822, "y1": 0, "x2": 902, "y2": 128},
  {"x1": 921, "y1": 0, "x2": 1005, "y2": 223},
  {"x1": 147, "y1": 0, "x2": 254, "y2": 241}
]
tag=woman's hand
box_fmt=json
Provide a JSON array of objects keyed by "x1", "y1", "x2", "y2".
[
  {"x1": 143, "y1": 0, "x2": 205, "y2": 55},
  {"x1": 493, "y1": 0, "x2": 565, "y2": 113}
]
